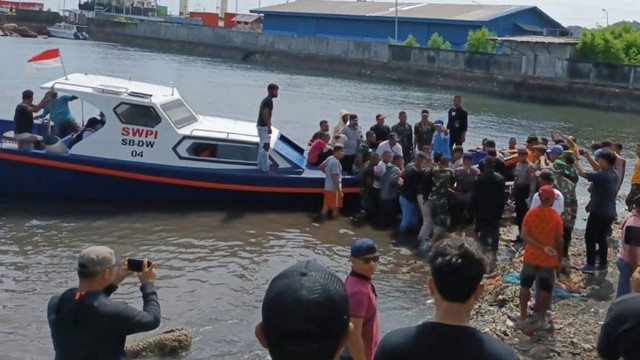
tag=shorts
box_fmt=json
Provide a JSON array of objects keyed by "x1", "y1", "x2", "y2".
[
  {"x1": 520, "y1": 263, "x2": 555, "y2": 293},
  {"x1": 257, "y1": 126, "x2": 270, "y2": 145},
  {"x1": 323, "y1": 190, "x2": 343, "y2": 210}
]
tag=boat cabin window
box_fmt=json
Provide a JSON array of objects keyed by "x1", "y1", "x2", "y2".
[
  {"x1": 114, "y1": 103, "x2": 162, "y2": 128},
  {"x1": 160, "y1": 99, "x2": 198, "y2": 129},
  {"x1": 186, "y1": 141, "x2": 257, "y2": 164}
]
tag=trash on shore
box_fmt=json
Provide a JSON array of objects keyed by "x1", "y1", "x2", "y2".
[
  {"x1": 124, "y1": 327, "x2": 192, "y2": 359},
  {"x1": 470, "y1": 224, "x2": 621, "y2": 359}
]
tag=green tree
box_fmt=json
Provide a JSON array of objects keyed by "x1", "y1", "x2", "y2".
[
  {"x1": 403, "y1": 34, "x2": 420, "y2": 47},
  {"x1": 465, "y1": 27, "x2": 497, "y2": 53},
  {"x1": 427, "y1": 32, "x2": 452, "y2": 50},
  {"x1": 577, "y1": 22, "x2": 640, "y2": 64}
]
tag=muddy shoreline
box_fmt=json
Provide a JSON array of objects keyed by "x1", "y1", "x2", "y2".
[{"x1": 471, "y1": 225, "x2": 621, "y2": 360}]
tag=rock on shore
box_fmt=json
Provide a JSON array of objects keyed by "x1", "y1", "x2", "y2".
[
  {"x1": 124, "y1": 327, "x2": 192, "y2": 359},
  {"x1": 1, "y1": 23, "x2": 38, "y2": 38}
]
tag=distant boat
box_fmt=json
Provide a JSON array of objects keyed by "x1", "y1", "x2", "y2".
[{"x1": 47, "y1": 23, "x2": 89, "y2": 40}]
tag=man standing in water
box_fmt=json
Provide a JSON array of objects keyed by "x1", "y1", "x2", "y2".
[
  {"x1": 391, "y1": 111, "x2": 413, "y2": 162},
  {"x1": 343, "y1": 238, "x2": 380, "y2": 360},
  {"x1": 257, "y1": 83, "x2": 278, "y2": 173},
  {"x1": 472, "y1": 157, "x2": 506, "y2": 255},
  {"x1": 319, "y1": 145, "x2": 345, "y2": 220},
  {"x1": 446, "y1": 95, "x2": 468, "y2": 149},
  {"x1": 47, "y1": 246, "x2": 160, "y2": 359},
  {"x1": 374, "y1": 239, "x2": 518, "y2": 360}
]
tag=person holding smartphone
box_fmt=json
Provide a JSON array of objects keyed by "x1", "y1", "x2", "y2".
[
  {"x1": 47, "y1": 246, "x2": 160, "y2": 359},
  {"x1": 616, "y1": 196, "x2": 640, "y2": 298}
]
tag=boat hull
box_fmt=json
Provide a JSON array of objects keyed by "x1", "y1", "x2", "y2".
[
  {"x1": 0, "y1": 150, "x2": 360, "y2": 209},
  {"x1": 47, "y1": 28, "x2": 78, "y2": 39}
]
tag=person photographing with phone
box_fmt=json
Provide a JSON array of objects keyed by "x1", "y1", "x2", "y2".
[{"x1": 47, "y1": 246, "x2": 161, "y2": 359}]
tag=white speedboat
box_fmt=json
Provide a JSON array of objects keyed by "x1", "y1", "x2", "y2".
[
  {"x1": 47, "y1": 23, "x2": 89, "y2": 40},
  {"x1": 0, "y1": 74, "x2": 360, "y2": 207}
]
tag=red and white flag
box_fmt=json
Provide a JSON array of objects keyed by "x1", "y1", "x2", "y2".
[{"x1": 27, "y1": 48, "x2": 62, "y2": 68}]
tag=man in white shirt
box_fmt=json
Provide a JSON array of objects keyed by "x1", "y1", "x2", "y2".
[
  {"x1": 376, "y1": 132, "x2": 403, "y2": 158},
  {"x1": 530, "y1": 170, "x2": 564, "y2": 215}
]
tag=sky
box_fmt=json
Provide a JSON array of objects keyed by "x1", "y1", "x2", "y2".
[{"x1": 51, "y1": 0, "x2": 640, "y2": 28}]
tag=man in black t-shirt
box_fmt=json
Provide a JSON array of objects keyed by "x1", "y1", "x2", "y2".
[
  {"x1": 370, "y1": 114, "x2": 390, "y2": 145},
  {"x1": 256, "y1": 84, "x2": 278, "y2": 172},
  {"x1": 14, "y1": 90, "x2": 49, "y2": 151},
  {"x1": 374, "y1": 238, "x2": 518, "y2": 360},
  {"x1": 446, "y1": 95, "x2": 468, "y2": 148}
]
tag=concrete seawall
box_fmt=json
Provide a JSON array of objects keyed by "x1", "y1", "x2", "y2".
[{"x1": 88, "y1": 20, "x2": 640, "y2": 113}]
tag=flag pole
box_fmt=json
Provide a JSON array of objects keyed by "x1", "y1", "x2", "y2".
[{"x1": 58, "y1": 48, "x2": 68, "y2": 79}]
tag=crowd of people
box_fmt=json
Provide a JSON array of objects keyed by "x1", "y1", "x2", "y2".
[
  {"x1": 307, "y1": 93, "x2": 640, "y2": 348},
  {"x1": 37, "y1": 87, "x2": 640, "y2": 360}
]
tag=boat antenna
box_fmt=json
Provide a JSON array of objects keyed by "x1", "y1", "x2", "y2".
[
  {"x1": 81, "y1": 99, "x2": 85, "y2": 127},
  {"x1": 170, "y1": 81, "x2": 174, "y2": 95},
  {"x1": 58, "y1": 48, "x2": 69, "y2": 80}
]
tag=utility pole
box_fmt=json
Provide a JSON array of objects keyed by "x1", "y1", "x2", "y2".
[
  {"x1": 394, "y1": 0, "x2": 398, "y2": 43},
  {"x1": 602, "y1": 8, "x2": 609, "y2": 27}
]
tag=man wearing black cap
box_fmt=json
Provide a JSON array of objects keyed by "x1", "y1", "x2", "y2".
[
  {"x1": 255, "y1": 260, "x2": 355, "y2": 360},
  {"x1": 575, "y1": 148, "x2": 619, "y2": 274},
  {"x1": 376, "y1": 132, "x2": 403, "y2": 158},
  {"x1": 342, "y1": 238, "x2": 380, "y2": 360},
  {"x1": 375, "y1": 239, "x2": 518, "y2": 360},
  {"x1": 47, "y1": 246, "x2": 160, "y2": 359}
]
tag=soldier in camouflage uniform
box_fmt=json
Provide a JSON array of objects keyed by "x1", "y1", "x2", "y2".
[
  {"x1": 552, "y1": 158, "x2": 578, "y2": 259},
  {"x1": 427, "y1": 155, "x2": 454, "y2": 242}
]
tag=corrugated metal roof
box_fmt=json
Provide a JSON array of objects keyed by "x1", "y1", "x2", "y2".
[
  {"x1": 493, "y1": 36, "x2": 579, "y2": 44},
  {"x1": 233, "y1": 14, "x2": 262, "y2": 23},
  {"x1": 254, "y1": 1, "x2": 533, "y2": 22}
]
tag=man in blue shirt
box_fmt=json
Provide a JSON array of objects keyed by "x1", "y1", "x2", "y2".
[
  {"x1": 36, "y1": 91, "x2": 80, "y2": 138},
  {"x1": 575, "y1": 148, "x2": 618, "y2": 273},
  {"x1": 432, "y1": 120, "x2": 451, "y2": 159}
]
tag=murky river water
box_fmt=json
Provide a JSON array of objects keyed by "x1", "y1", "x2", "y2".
[{"x1": 0, "y1": 37, "x2": 638, "y2": 359}]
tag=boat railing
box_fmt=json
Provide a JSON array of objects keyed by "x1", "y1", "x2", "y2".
[{"x1": 47, "y1": 81, "x2": 154, "y2": 100}]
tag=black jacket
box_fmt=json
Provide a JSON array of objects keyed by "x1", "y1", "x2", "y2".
[
  {"x1": 471, "y1": 171, "x2": 506, "y2": 222},
  {"x1": 47, "y1": 283, "x2": 161, "y2": 360}
]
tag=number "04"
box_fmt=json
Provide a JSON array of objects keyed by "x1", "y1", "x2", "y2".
[{"x1": 131, "y1": 150, "x2": 144, "y2": 158}]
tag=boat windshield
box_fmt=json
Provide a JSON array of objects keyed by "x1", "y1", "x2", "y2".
[{"x1": 160, "y1": 99, "x2": 198, "y2": 129}]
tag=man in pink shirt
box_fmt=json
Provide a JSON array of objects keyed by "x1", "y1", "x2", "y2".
[
  {"x1": 617, "y1": 195, "x2": 640, "y2": 298},
  {"x1": 343, "y1": 238, "x2": 380, "y2": 360}
]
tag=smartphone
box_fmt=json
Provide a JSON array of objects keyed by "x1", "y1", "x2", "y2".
[
  {"x1": 127, "y1": 258, "x2": 152, "y2": 272},
  {"x1": 624, "y1": 226, "x2": 640, "y2": 246}
]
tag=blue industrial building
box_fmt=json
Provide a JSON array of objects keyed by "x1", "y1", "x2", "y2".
[{"x1": 252, "y1": 1, "x2": 565, "y2": 50}]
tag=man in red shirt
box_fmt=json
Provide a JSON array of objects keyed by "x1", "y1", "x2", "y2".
[
  {"x1": 519, "y1": 185, "x2": 563, "y2": 332},
  {"x1": 343, "y1": 238, "x2": 380, "y2": 360}
]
